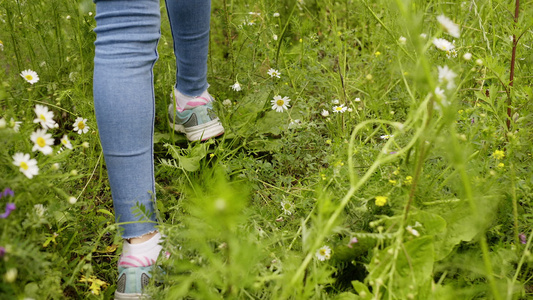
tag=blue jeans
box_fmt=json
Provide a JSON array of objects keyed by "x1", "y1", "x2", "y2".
[{"x1": 93, "y1": 0, "x2": 211, "y2": 239}]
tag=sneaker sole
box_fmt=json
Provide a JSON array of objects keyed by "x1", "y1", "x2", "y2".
[
  {"x1": 169, "y1": 118, "x2": 224, "y2": 141},
  {"x1": 115, "y1": 291, "x2": 148, "y2": 300}
]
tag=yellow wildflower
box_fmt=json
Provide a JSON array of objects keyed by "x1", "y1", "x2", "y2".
[
  {"x1": 404, "y1": 176, "x2": 413, "y2": 185},
  {"x1": 374, "y1": 51, "x2": 381, "y2": 57},
  {"x1": 389, "y1": 179, "x2": 397, "y2": 185},
  {"x1": 79, "y1": 275, "x2": 109, "y2": 296},
  {"x1": 375, "y1": 196, "x2": 387, "y2": 206},
  {"x1": 492, "y1": 149, "x2": 505, "y2": 160}
]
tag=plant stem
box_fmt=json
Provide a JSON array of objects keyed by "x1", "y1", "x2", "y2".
[{"x1": 507, "y1": 0, "x2": 519, "y2": 131}]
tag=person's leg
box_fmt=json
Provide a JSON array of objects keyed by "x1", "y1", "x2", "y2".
[
  {"x1": 93, "y1": 0, "x2": 161, "y2": 298},
  {"x1": 165, "y1": 0, "x2": 225, "y2": 141},
  {"x1": 166, "y1": 0, "x2": 211, "y2": 96},
  {"x1": 94, "y1": 0, "x2": 159, "y2": 241}
]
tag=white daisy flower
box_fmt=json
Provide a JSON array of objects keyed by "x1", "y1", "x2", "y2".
[
  {"x1": 60, "y1": 134, "x2": 73, "y2": 150},
  {"x1": 273, "y1": 12, "x2": 280, "y2": 17},
  {"x1": 273, "y1": 34, "x2": 278, "y2": 41},
  {"x1": 476, "y1": 58, "x2": 483, "y2": 66},
  {"x1": 0, "y1": 40, "x2": 4, "y2": 51},
  {"x1": 316, "y1": 245, "x2": 332, "y2": 261},
  {"x1": 12, "y1": 152, "x2": 39, "y2": 179},
  {"x1": 463, "y1": 52, "x2": 472, "y2": 60},
  {"x1": 30, "y1": 129, "x2": 54, "y2": 155},
  {"x1": 437, "y1": 65, "x2": 457, "y2": 90},
  {"x1": 20, "y1": 69, "x2": 39, "y2": 84},
  {"x1": 34, "y1": 204, "x2": 47, "y2": 218},
  {"x1": 436, "y1": 14, "x2": 460, "y2": 38},
  {"x1": 267, "y1": 68, "x2": 281, "y2": 78},
  {"x1": 434, "y1": 87, "x2": 446, "y2": 99},
  {"x1": 271, "y1": 95, "x2": 290, "y2": 112},
  {"x1": 222, "y1": 99, "x2": 232, "y2": 107},
  {"x1": 432, "y1": 38, "x2": 455, "y2": 52},
  {"x1": 332, "y1": 104, "x2": 347, "y2": 113},
  {"x1": 230, "y1": 81, "x2": 242, "y2": 91},
  {"x1": 419, "y1": 33, "x2": 427, "y2": 39},
  {"x1": 33, "y1": 104, "x2": 56, "y2": 129},
  {"x1": 380, "y1": 135, "x2": 393, "y2": 140},
  {"x1": 354, "y1": 97, "x2": 361, "y2": 102},
  {"x1": 281, "y1": 200, "x2": 294, "y2": 215},
  {"x1": 446, "y1": 48, "x2": 458, "y2": 59},
  {"x1": 321, "y1": 109, "x2": 330, "y2": 117},
  {"x1": 9, "y1": 118, "x2": 22, "y2": 132},
  {"x1": 73, "y1": 117, "x2": 89, "y2": 134},
  {"x1": 331, "y1": 99, "x2": 340, "y2": 105},
  {"x1": 398, "y1": 36, "x2": 407, "y2": 44}
]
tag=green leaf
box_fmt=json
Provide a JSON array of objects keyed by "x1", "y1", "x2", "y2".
[
  {"x1": 367, "y1": 236, "x2": 434, "y2": 299},
  {"x1": 97, "y1": 209, "x2": 114, "y2": 217},
  {"x1": 164, "y1": 143, "x2": 208, "y2": 172},
  {"x1": 407, "y1": 210, "x2": 447, "y2": 236},
  {"x1": 254, "y1": 109, "x2": 287, "y2": 136},
  {"x1": 351, "y1": 280, "x2": 372, "y2": 299}
]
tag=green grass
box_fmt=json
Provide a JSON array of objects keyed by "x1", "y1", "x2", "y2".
[{"x1": 1, "y1": 0, "x2": 533, "y2": 298}]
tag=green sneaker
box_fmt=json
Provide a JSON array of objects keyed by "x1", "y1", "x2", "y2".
[
  {"x1": 168, "y1": 93, "x2": 224, "y2": 141},
  {"x1": 114, "y1": 266, "x2": 153, "y2": 300}
]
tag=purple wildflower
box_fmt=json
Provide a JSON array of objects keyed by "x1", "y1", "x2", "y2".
[
  {"x1": 519, "y1": 233, "x2": 527, "y2": 244},
  {"x1": 1, "y1": 188, "x2": 14, "y2": 198},
  {"x1": 347, "y1": 237, "x2": 359, "y2": 248},
  {"x1": 0, "y1": 246, "x2": 5, "y2": 257},
  {"x1": 0, "y1": 203, "x2": 16, "y2": 219},
  {"x1": 471, "y1": 118, "x2": 475, "y2": 124}
]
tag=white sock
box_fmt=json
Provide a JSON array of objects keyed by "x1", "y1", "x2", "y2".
[
  {"x1": 173, "y1": 88, "x2": 212, "y2": 112},
  {"x1": 118, "y1": 232, "x2": 163, "y2": 268}
]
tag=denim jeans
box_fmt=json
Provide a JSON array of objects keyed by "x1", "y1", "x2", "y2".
[{"x1": 93, "y1": 0, "x2": 211, "y2": 239}]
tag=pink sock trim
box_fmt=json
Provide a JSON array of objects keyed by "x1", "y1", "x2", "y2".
[
  {"x1": 186, "y1": 101, "x2": 208, "y2": 107},
  {"x1": 119, "y1": 255, "x2": 150, "y2": 267},
  {"x1": 174, "y1": 95, "x2": 211, "y2": 112}
]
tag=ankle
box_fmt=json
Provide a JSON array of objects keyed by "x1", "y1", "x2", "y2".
[
  {"x1": 173, "y1": 89, "x2": 211, "y2": 111},
  {"x1": 128, "y1": 231, "x2": 158, "y2": 244}
]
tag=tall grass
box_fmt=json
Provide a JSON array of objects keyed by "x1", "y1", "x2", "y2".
[{"x1": 1, "y1": 0, "x2": 533, "y2": 299}]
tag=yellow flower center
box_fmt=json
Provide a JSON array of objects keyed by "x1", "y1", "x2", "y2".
[
  {"x1": 276, "y1": 100, "x2": 284, "y2": 106},
  {"x1": 62, "y1": 139, "x2": 68, "y2": 145},
  {"x1": 37, "y1": 137, "x2": 46, "y2": 147},
  {"x1": 39, "y1": 114, "x2": 46, "y2": 121},
  {"x1": 78, "y1": 121, "x2": 85, "y2": 129},
  {"x1": 20, "y1": 161, "x2": 29, "y2": 170},
  {"x1": 319, "y1": 249, "x2": 327, "y2": 256},
  {"x1": 335, "y1": 107, "x2": 342, "y2": 111},
  {"x1": 25, "y1": 74, "x2": 33, "y2": 80}
]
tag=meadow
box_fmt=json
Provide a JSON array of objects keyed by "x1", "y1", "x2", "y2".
[{"x1": 1, "y1": 0, "x2": 533, "y2": 298}]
